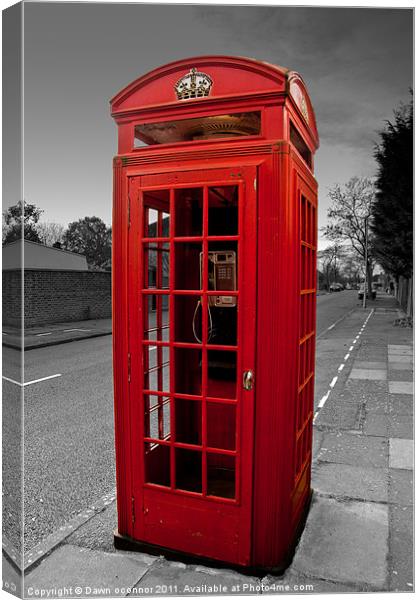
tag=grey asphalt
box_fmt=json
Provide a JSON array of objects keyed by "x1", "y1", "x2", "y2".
[
  {"x1": 22, "y1": 336, "x2": 115, "y2": 553},
  {"x1": 3, "y1": 291, "x2": 361, "y2": 555}
]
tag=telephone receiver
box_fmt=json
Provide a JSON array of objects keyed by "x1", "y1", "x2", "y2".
[{"x1": 192, "y1": 251, "x2": 237, "y2": 343}]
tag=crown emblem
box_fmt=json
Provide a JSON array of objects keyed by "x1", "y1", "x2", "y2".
[
  {"x1": 300, "y1": 95, "x2": 309, "y2": 123},
  {"x1": 175, "y1": 68, "x2": 213, "y2": 100}
]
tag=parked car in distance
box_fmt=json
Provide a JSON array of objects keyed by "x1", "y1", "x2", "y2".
[
  {"x1": 358, "y1": 283, "x2": 376, "y2": 300},
  {"x1": 330, "y1": 282, "x2": 344, "y2": 292}
]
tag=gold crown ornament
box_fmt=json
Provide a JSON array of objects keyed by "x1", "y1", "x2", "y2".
[{"x1": 175, "y1": 68, "x2": 213, "y2": 100}]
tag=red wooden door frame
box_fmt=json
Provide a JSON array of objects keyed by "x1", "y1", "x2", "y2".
[{"x1": 127, "y1": 165, "x2": 257, "y2": 565}]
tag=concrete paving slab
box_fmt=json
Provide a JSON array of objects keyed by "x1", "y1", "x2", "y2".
[
  {"x1": 386, "y1": 354, "x2": 412, "y2": 364},
  {"x1": 389, "y1": 395, "x2": 413, "y2": 416},
  {"x1": 389, "y1": 505, "x2": 414, "y2": 591},
  {"x1": 353, "y1": 361, "x2": 387, "y2": 370},
  {"x1": 364, "y1": 394, "x2": 389, "y2": 415},
  {"x1": 24, "y1": 545, "x2": 157, "y2": 598},
  {"x1": 388, "y1": 414, "x2": 413, "y2": 439},
  {"x1": 389, "y1": 438, "x2": 413, "y2": 470},
  {"x1": 317, "y1": 432, "x2": 388, "y2": 468},
  {"x1": 347, "y1": 379, "x2": 388, "y2": 395},
  {"x1": 363, "y1": 413, "x2": 388, "y2": 437},
  {"x1": 263, "y1": 570, "x2": 360, "y2": 593},
  {"x1": 388, "y1": 345, "x2": 413, "y2": 355},
  {"x1": 127, "y1": 560, "x2": 259, "y2": 596},
  {"x1": 388, "y1": 362, "x2": 413, "y2": 371},
  {"x1": 312, "y1": 462, "x2": 388, "y2": 502},
  {"x1": 389, "y1": 469, "x2": 413, "y2": 506},
  {"x1": 389, "y1": 381, "x2": 413, "y2": 395},
  {"x1": 292, "y1": 496, "x2": 388, "y2": 588},
  {"x1": 388, "y1": 368, "x2": 415, "y2": 381},
  {"x1": 348, "y1": 368, "x2": 387, "y2": 380}
]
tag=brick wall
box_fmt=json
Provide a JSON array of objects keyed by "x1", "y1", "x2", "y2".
[
  {"x1": 3, "y1": 270, "x2": 111, "y2": 327},
  {"x1": 2, "y1": 270, "x2": 22, "y2": 328}
]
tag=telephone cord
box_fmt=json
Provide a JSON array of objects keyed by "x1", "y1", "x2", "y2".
[{"x1": 192, "y1": 300, "x2": 214, "y2": 343}]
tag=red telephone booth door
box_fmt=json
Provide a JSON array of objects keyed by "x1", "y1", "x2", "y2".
[{"x1": 128, "y1": 165, "x2": 257, "y2": 565}]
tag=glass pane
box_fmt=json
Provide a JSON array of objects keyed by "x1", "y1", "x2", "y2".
[
  {"x1": 207, "y1": 454, "x2": 235, "y2": 499},
  {"x1": 207, "y1": 350, "x2": 237, "y2": 399},
  {"x1": 175, "y1": 399, "x2": 202, "y2": 446},
  {"x1": 174, "y1": 295, "x2": 202, "y2": 344},
  {"x1": 144, "y1": 243, "x2": 169, "y2": 289},
  {"x1": 143, "y1": 294, "x2": 169, "y2": 341},
  {"x1": 176, "y1": 449, "x2": 202, "y2": 493},
  {"x1": 134, "y1": 112, "x2": 261, "y2": 146},
  {"x1": 175, "y1": 188, "x2": 203, "y2": 237},
  {"x1": 144, "y1": 345, "x2": 170, "y2": 393},
  {"x1": 144, "y1": 443, "x2": 170, "y2": 487},
  {"x1": 206, "y1": 297, "x2": 237, "y2": 346},
  {"x1": 147, "y1": 209, "x2": 159, "y2": 237},
  {"x1": 207, "y1": 402, "x2": 236, "y2": 450},
  {"x1": 144, "y1": 395, "x2": 170, "y2": 441},
  {"x1": 143, "y1": 190, "x2": 170, "y2": 238},
  {"x1": 174, "y1": 348, "x2": 202, "y2": 396},
  {"x1": 208, "y1": 186, "x2": 238, "y2": 236},
  {"x1": 174, "y1": 242, "x2": 202, "y2": 290}
]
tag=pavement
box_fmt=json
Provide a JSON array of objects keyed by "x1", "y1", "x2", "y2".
[
  {"x1": 2, "y1": 319, "x2": 112, "y2": 350},
  {"x1": 2, "y1": 293, "x2": 414, "y2": 597}
]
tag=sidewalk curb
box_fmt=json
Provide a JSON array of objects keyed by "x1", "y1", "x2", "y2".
[
  {"x1": 3, "y1": 331, "x2": 112, "y2": 351},
  {"x1": 3, "y1": 490, "x2": 117, "y2": 574}
]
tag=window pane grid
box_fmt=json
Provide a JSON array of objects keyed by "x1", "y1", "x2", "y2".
[
  {"x1": 141, "y1": 184, "x2": 240, "y2": 500},
  {"x1": 295, "y1": 192, "x2": 316, "y2": 482}
]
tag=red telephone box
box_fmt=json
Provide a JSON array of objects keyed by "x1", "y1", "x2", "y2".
[{"x1": 111, "y1": 56, "x2": 319, "y2": 571}]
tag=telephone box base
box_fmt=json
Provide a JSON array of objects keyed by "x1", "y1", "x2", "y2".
[{"x1": 113, "y1": 489, "x2": 312, "y2": 576}]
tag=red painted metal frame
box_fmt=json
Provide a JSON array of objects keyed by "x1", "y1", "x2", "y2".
[{"x1": 111, "y1": 56, "x2": 318, "y2": 570}]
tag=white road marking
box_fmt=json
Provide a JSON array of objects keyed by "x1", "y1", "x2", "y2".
[
  {"x1": 352, "y1": 339, "x2": 357, "y2": 343},
  {"x1": 36, "y1": 332, "x2": 52, "y2": 337},
  {"x1": 2, "y1": 332, "x2": 8, "y2": 336},
  {"x1": 63, "y1": 328, "x2": 91, "y2": 332},
  {"x1": 24, "y1": 374, "x2": 62, "y2": 386},
  {"x1": 314, "y1": 308, "x2": 375, "y2": 424},
  {"x1": 2, "y1": 376, "x2": 21, "y2": 385},
  {"x1": 2, "y1": 373, "x2": 62, "y2": 387},
  {"x1": 327, "y1": 324, "x2": 335, "y2": 330},
  {"x1": 318, "y1": 391, "x2": 330, "y2": 408}
]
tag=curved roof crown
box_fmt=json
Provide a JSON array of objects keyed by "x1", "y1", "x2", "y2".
[{"x1": 110, "y1": 55, "x2": 318, "y2": 145}]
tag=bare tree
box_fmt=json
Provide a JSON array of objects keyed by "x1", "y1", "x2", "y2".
[
  {"x1": 36, "y1": 222, "x2": 65, "y2": 247},
  {"x1": 324, "y1": 177, "x2": 376, "y2": 298},
  {"x1": 318, "y1": 244, "x2": 343, "y2": 290}
]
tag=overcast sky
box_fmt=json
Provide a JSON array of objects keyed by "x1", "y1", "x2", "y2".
[{"x1": 20, "y1": 2, "x2": 413, "y2": 249}]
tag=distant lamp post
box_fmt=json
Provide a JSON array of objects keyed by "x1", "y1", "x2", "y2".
[{"x1": 363, "y1": 215, "x2": 369, "y2": 309}]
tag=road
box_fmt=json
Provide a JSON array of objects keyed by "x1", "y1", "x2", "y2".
[
  {"x1": 316, "y1": 289, "x2": 359, "y2": 336},
  {"x1": 3, "y1": 290, "x2": 359, "y2": 552}
]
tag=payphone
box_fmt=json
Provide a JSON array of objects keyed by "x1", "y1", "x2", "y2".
[{"x1": 111, "y1": 55, "x2": 319, "y2": 571}]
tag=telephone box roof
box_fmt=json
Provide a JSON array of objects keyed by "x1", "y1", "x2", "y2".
[{"x1": 110, "y1": 55, "x2": 318, "y2": 147}]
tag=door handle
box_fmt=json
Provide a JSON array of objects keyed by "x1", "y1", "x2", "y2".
[{"x1": 243, "y1": 369, "x2": 254, "y2": 391}]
